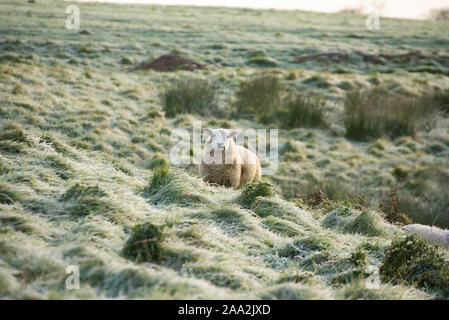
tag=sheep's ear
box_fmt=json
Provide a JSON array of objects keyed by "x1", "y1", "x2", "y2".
[
  {"x1": 204, "y1": 128, "x2": 214, "y2": 136},
  {"x1": 229, "y1": 130, "x2": 239, "y2": 138}
]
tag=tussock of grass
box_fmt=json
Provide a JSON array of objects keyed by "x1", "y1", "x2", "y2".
[
  {"x1": 160, "y1": 77, "x2": 218, "y2": 118},
  {"x1": 60, "y1": 184, "x2": 112, "y2": 217},
  {"x1": 344, "y1": 87, "x2": 438, "y2": 141},
  {"x1": 252, "y1": 197, "x2": 320, "y2": 234},
  {"x1": 343, "y1": 210, "x2": 394, "y2": 237},
  {"x1": 122, "y1": 222, "x2": 165, "y2": 263},
  {"x1": 0, "y1": 141, "x2": 24, "y2": 154},
  {"x1": 0, "y1": 183, "x2": 19, "y2": 205},
  {"x1": 302, "y1": 75, "x2": 330, "y2": 89},
  {"x1": 0, "y1": 126, "x2": 31, "y2": 145},
  {"x1": 241, "y1": 182, "x2": 274, "y2": 208},
  {"x1": 234, "y1": 73, "x2": 283, "y2": 124},
  {"x1": 148, "y1": 154, "x2": 168, "y2": 170},
  {"x1": 323, "y1": 207, "x2": 397, "y2": 237},
  {"x1": 142, "y1": 166, "x2": 212, "y2": 206},
  {"x1": 247, "y1": 55, "x2": 278, "y2": 67},
  {"x1": 0, "y1": 216, "x2": 34, "y2": 234},
  {"x1": 211, "y1": 208, "x2": 243, "y2": 223},
  {"x1": 295, "y1": 233, "x2": 334, "y2": 252},
  {"x1": 40, "y1": 134, "x2": 69, "y2": 154},
  {"x1": 45, "y1": 155, "x2": 74, "y2": 180},
  {"x1": 262, "y1": 216, "x2": 304, "y2": 237},
  {"x1": 428, "y1": 88, "x2": 449, "y2": 114},
  {"x1": 380, "y1": 235, "x2": 449, "y2": 298},
  {"x1": 279, "y1": 94, "x2": 327, "y2": 129}
]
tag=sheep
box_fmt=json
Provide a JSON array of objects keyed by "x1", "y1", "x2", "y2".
[
  {"x1": 403, "y1": 224, "x2": 449, "y2": 249},
  {"x1": 199, "y1": 128, "x2": 261, "y2": 188}
]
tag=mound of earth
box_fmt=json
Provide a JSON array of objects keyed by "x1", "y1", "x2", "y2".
[{"x1": 129, "y1": 54, "x2": 206, "y2": 72}]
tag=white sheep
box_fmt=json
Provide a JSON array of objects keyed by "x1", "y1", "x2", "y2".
[
  {"x1": 199, "y1": 128, "x2": 261, "y2": 188},
  {"x1": 403, "y1": 224, "x2": 449, "y2": 249}
]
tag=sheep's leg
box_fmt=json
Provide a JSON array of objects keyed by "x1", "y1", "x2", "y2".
[
  {"x1": 254, "y1": 166, "x2": 261, "y2": 183},
  {"x1": 240, "y1": 165, "x2": 256, "y2": 187},
  {"x1": 225, "y1": 165, "x2": 240, "y2": 188},
  {"x1": 228, "y1": 172, "x2": 241, "y2": 188}
]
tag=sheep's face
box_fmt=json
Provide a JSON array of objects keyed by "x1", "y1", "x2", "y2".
[{"x1": 204, "y1": 128, "x2": 239, "y2": 151}]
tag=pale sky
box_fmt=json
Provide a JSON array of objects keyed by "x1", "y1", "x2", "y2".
[{"x1": 75, "y1": 0, "x2": 449, "y2": 19}]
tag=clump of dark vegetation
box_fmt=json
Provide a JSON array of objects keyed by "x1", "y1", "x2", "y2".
[
  {"x1": 160, "y1": 77, "x2": 218, "y2": 118},
  {"x1": 0, "y1": 126, "x2": 32, "y2": 154},
  {"x1": 211, "y1": 208, "x2": 243, "y2": 224},
  {"x1": 143, "y1": 165, "x2": 173, "y2": 198},
  {"x1": 61, "y1": 184, "x2": 106, "y2": 202},
  {"x1": 302, "y1": 75, "x2": 330, "y2": 88},
  {"x1": 0, "y1": 126, "x2": 31, "y2": 145},
  {"x1": 235, "y1": 74, "x2": 283, "y2": 124},
  {"x1": 380, "y1": 235, "x2": 449, "y2": 298},
  {"x1": 45, "y1": 155, "x2": 74, "y2": 180},
  {"x1": 130, "y1": 53, "x2": 205, "y2": 72},
  {"x1": 332, "y1": 249, "x2": 371, "y2": 286},
  {"x1": 279, "y1": 94, "x2": 327, "y2": 129},
  {"x1": 295, "y1": 179, "x2": 366, "y2": 210},
  {"x1": 40, "y1": 134, "x2": 68, "y2": 154},
  {"x1": 247, "y1": 55, "x2": 278, "y2": 67},
  {"x1": 0, "y1": 141, "x2": 24, "y2": 154},
  {"x1": 343, "y1": 87, "x2": 437, "y2": 141},
  {"x1": 0, "y1": 183, "x2": 19, "y2": 205},
  {"x1": 142, "y1": 166, "x2": 208, "y2": 206},
  {"x1": 0, "y1": 216, "x2": 33, "y2": 234},
  {"x1": 392, "y1": 167, "x2": 409, "y2": 181},
  {"x1": 122, "y1": 222, "x2": 165, "y2": 263},
  {"x1": 303, "y1": 189, "x2": 329, "y2": 207},
  {"x1": 60, "y1": 184, "x2": 110, "y2": 217},
  {"x1": 148, "y1": 154, "x2": 168, "y2": 170},
  {"x1": 350, "y1": 249, "x2": 368, "y2": 267},
  {"x1": 241, "y1": 182, "x2": 274, "y2": 208},
  {"x1": 379, "y1": 180, "x2": 413, "y2": 225},
  {"x1": 120, "y1": 56, "x2": 133, "y2": 65},
  {"x1": 428, "y1": 88, "x2": 449, "y2": 114},
  {"x1": 235, "y1": 74, "x2": 326, "y2": 129}
]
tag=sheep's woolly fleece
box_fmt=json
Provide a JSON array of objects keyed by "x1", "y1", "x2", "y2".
[{"x1": 199, "y1": 129, "x2": 261, "y2": 188}]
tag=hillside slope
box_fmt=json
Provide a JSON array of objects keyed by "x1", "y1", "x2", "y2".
[{"x1": 1, "y1": 0, "x2": 448, "y2": 299}]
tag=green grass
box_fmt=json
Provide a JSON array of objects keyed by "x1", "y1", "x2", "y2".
[
  {"x1": 343, "y1": 87, "x2": 438, "y2": 141},
  {"x1": 160, "y1": 77, "x2": 219, "y2": 117},
  {"x1": 241, "y1": 182, "x2": 275, "y2": 208},
  {"x1": 380, "y1": 235, "x2": 449, "y2": 299},
  {"x1": 280, "y1": 94, "x2": 327, "y2": 129},
  {"x1": 0, "y1": 0, "x2": 448, "y2": 300},
  {"x1": 234, "y1": 73, "x2": 283, "y2": 124},
  {"x1": 122, "y1": 222, "x2": 165, "y2": 263}
]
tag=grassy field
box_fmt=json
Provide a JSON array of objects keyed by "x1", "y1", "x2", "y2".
[{"x1": 0, "y1": 0, "x2": 448, "y2": 299}]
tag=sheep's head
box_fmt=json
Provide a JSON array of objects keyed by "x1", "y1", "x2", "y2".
[{"x1": 204, "y1": 128, "x2": 239, "y2": 151}]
